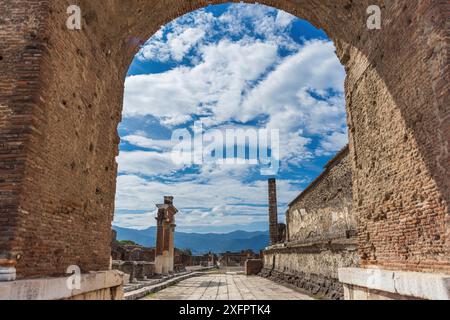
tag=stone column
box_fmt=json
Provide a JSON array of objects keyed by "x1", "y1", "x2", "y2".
[
  {"x1": 162, "y1": 222, "x2": 171, "y2": 275},
  {"x1": 285, "y1": 209, "x2": 290, "y2": 242},
  {"x1": 154, "y1": 212, "x2": 165, "y2": 275},
  {"x1": 154, "y1": 196, "x2": 178, "y2": 275},
  {"x1": 268, "y1": 178, "x2": 278, "y2": 245},
  {"x1": 169, "y1": 225, "x2": 175, "y2": 273}
]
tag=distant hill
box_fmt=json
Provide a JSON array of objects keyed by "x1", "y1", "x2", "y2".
[{"x1": 113, "y1": 226, "x2": 269, "y2": 255}]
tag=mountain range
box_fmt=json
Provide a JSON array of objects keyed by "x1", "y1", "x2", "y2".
[{"x1": 113, "y1": 226, "x2": 269, "y2": 255}]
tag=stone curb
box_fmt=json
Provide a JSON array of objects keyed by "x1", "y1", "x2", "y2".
[
  {"x1": 0, "y1": 270, "x2": 124, "y2": 300},
  {"x1": 339, "y1": 267, "x2": 450, "y2": 300},
  {"x1": 124, "y1": 271, "x2": 191, "y2": 293}
]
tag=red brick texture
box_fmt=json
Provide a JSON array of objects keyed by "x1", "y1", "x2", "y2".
[
  {"x1": 246, "y1": 259, "x2": 263, "y2": 276},
  {"x1": 0, "y1": 0, "x2": 448, "y2": 278}
]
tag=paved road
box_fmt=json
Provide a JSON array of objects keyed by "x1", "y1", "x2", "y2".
[{"x1": 143, "y1": 273, "x2": 312, "y2": 300}]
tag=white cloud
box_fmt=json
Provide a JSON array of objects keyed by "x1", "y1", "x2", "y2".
[
  {"x1": 276, "y1": 11, "x2": 295, "y2": 29},
  {"x1": 124, "y1": 39, "x2": 279, "y2": 123},
  {"x1": 124, "y1": 39, "x2": 346, "y2": 165},
  {"x1": 138, "y1": 10, "x2": 214, "y2": 62},
  {"x1": 116, "y1": 4, "x2": 349, "y2": 232},
  {"x1": 122, "y1": 135, "x2": 173, "y2": 151},
  {"x1": 239, "y1": 40, "x2": 346, "y2": 127},
  {"x1": 117, "y1": 150, "x2": 183, "y2": 176},
  {"x1": 114, "y1": 173, "x2": 300, "y2": 230},
  {"x1": 138, "y1": 4, "x2": 298, "y2": 64},
  {"x1": 114, "y1": 210, "x2": 157, "y2": 230},
  {"x1": 316, "y1": 131, "x2": 349, "y2": 155}
]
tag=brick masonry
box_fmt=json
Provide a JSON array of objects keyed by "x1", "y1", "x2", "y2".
[
  {"x1": 0, "y1": 0, "x2": 448, "y2": 279},
  {"x1": 268, "y1": 178, "x2": 279, "y2": 245},
  {"x1": 262, "y1": 240, "x2": 359, "y2": 300},
  {"x1": 245, "y1": 259, "x2": 263, "y2": 276},
  {"x1": 260, "y1": 268, "x2": 345, "y2": 300},
  {"x1": 287, "y1": 146, "x2": 355, "y2": 242}
]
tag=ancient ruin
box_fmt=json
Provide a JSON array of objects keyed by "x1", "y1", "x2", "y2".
[
  {"x1": 0, "y1": 0, "x2": 448, "y2": 300},
  {"x1": 268, "y1": 179, "x2": 286, "y2": 245},
  {"x1": 111, "y1": 230, "x2": 156, "y2": 282},
  {"x1": 262, "y1": 147, "x2": 358, "y2": 299},
  {"x1": 218, "y1": 250, "x2": 260, "y2": 268},
  {"x1": 155, "y1": 196, "x2": 178, "y2": 275}
]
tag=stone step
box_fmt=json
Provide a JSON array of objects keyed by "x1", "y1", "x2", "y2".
[
  {"x1": 124, "y1": 267, "x2": 218, "y2": 300},
  {"x1": 123, "y1": 272, "x2": 191, "y2": 293},
  {"x1": 124, "y1": 273, "x2": 203, "y2": 300}
]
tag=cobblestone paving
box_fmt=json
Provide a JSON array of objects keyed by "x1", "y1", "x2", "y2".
[{"x1": 143, "y1": 273, "x2": 313, "y2": 300}]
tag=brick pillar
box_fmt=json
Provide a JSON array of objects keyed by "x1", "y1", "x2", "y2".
[
  {"x1": 155, "y1": 210, "x2": 165, "y2": 274},
  {"x1": 155, "y1": 196, "x2": 178, "y2": 275},
  {"x1": 268, "y1": 178, "x2": 278, "y2": 245},
  {"x1": 169, "y1": 224, "x2": 175, "y2": 272},
  {"x1": 155, "y1": 215, "x2": 164, "y2": 256},
  {"x1": 162, "y1": 222, "x2": 171, "y2": 274}
]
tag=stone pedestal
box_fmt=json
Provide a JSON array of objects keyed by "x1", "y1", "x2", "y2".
[
  {"x1": 245, "y1": 259, "x2": 263, "y2": 275},
  {"x1": 339, "y1": 267, "x2": 450, "y2": 300},
  {"x1": 161, "y1": 251, "x2": 170, "y2": 275},
  {"x1": 0, "y1": 270, "x2": 124, "y2": 300},
  {"x1": 155, "y1": 256, "x2": 164, "y2": 275}
]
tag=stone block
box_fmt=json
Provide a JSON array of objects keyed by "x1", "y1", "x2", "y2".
[
  {"x1": 339, "y1": 267, "x2": 450, "y2": 300},
  {"x1": 245, "y1": 259, "x2": 263, "y2": 275}
]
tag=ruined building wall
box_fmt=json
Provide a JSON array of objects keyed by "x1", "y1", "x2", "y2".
[
  {"x1": 262, "y1": 147, "x2": 358, "y2": 299},
  {"x1": 287, "y1": 147, "x2": 356, "y2": 242},
  {"x1": 262, "y1": 242, "x2": 358, "y2": 299},
  {"x1": 268, "y1": 178, "x2": 279, "y2": 245}
]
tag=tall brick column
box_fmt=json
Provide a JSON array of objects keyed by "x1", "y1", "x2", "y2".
[
  {"x1": 162, "y1": 221, "x2": 171, "y2": 274},
  {"x1": 169, "y1": 225, "x2": 175, "y2": 273},
  {"x1": 268, "y1": 178, "x2": 278, "y2": 246},
  {"x1": 154, "y1": 209, "x2": 165, "y2": 275},
  {"x1": 154, "y1": 196, "x2": 178, "y2": 275}
]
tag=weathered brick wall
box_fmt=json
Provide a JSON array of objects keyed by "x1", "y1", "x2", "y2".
[
  {"x1": 287, "y1": 147, "x2": 355, "y2": 242},
  {"x1": 343, "y1": 1, "x2": 449, "y2": 273},
  {"x1": 0, "y1": 0, "x2": 448, "y2": 279},
  {"x1": 0, "y1": 0, "x2": 51, "y2": 269},
  {"x1": 263, "y1": 147, "x2": 357, "y2": 299}
]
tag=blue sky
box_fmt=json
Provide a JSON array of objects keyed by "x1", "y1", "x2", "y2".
[{"x1": 113, "y1": 3, "x2": 347, "y2": 233}]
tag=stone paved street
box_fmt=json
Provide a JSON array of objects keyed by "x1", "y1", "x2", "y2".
[{"x1": 143, "y1": 273, "x2": 313, "y2": 300}]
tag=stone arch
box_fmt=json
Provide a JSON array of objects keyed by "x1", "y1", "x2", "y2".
[{"x1": 0, "y1": 0, "x2": 448, "y2": 279}]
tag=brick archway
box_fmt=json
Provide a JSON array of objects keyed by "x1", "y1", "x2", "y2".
[{"x1": 0, "y1": 0, "x2": 448, "y2": 280}]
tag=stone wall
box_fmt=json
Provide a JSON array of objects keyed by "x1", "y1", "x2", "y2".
[
  {"x1": 262, "y1": 240, "x2": 358, "y2": 299},
  {"x1": 246, "y1": 259, "x2": 263, "y2": 275},
  {"x1": 112, "y1": 261, "x2": 155, "y2": 282},
  {"x1": 261, "y1": 148, "x2": 358, "y2": 299},
  {"x1": 287, "y1": 147, "x2": 355, "y2": 242},
  {"x1": 220, "y1": 250, "x2": 260, "y2": 267},
  {"x1": 0, "y1": 0, "x2": 448, "y2": 280},
  {"x1": 0, "y1": 270, "x2": 124, "y2": 300}
]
